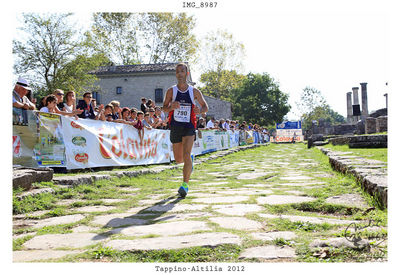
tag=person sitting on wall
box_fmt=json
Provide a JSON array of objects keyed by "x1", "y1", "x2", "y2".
[
  {"x1": 76, "y1": 92, "x2": 103, "y2": 119},
  {"x1": 39, "y1": 94, "x2": 57, "y2": 113}
]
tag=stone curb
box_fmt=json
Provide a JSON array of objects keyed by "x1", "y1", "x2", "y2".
[
  {"x1": 20, "y1": 144, "x2": 266, "y2": 199},
  {"x1": 319, "y1": 147, "x2": 387, "y2": 208}
]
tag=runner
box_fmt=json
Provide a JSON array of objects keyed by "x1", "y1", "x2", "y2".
[{"x1": 163, "y1": 63, "x2": 209, "y2": 198}]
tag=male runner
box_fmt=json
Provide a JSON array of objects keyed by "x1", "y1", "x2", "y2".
[{"x1": 163, "y1": 63, "x2": 209, "y2": 198}]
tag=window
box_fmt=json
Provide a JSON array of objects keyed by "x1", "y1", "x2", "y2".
[
  {"x1": 116, "y1": 87, "x2": 122, "y2": 94},
  {"x1": 155, "y1": 88, "x2": 163, "y2": 103}
]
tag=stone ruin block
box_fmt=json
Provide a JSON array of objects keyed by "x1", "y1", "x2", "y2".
[
  {"x1": 376, "y1": 116, "x2": 387, "y2": 133},
  {"x1": 13, "y1": 167, "x2": 54, "y2": 191},
  {"x1": 365, "y1": 117, "x2": 377, "y2": 134}
]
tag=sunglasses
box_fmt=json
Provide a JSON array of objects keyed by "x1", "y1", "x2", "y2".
[{"x1": 57, "y1": 93, "x2": 64, "y2": 96}]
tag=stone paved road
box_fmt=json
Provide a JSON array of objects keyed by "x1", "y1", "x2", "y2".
[{"x1": 13, "y1": 144, "x2": 387, "y2": 262}]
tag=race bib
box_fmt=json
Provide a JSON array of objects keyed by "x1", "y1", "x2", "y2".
[{"x1": 174, "y1": 103, "x2": 191, "y2": 122}]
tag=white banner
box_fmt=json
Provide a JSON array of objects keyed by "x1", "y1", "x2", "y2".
[{"x1": 61, "y1": 117, "x2": 171, "y2": 169}]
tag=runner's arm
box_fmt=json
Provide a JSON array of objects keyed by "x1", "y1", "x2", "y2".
[
  {"x1": 193, "y1": 88, "x2": 208, "y2": 115},
  {"x1": 162, "y1": 88, "x2": 180, "y2": 113}
]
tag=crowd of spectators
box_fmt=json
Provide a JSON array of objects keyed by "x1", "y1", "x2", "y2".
[{"x1": 12, "y1": 76, "x2": 270, "y2": 139}]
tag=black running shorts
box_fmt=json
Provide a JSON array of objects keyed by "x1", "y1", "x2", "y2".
[{"x1": 170, "y1": 125, "x2": 196, "y2": 144}]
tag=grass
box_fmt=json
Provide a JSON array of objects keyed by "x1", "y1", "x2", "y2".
[{"x1": 322, "y1": 143, "x2": 387, "y2": 163}]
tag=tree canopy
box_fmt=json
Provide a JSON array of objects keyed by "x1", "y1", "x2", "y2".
[{"x1": 231, "y1": 73, "x2": 291, "y2": 126}]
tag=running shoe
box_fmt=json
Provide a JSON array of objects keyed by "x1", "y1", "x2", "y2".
[{"x1": 178, "y1": 182, "x2": 189, "y2": 198}]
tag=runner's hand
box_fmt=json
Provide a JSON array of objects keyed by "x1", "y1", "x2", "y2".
[
  {"x1": 171, "y1": 101, "x2": 180, "y2": 110},
  {"x1": 193, "y1": 106, "x2": 200, "y2": 114}
]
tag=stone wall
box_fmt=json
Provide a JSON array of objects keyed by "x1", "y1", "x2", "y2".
[
  {"x1": 94, "y1": 73, "x2": 176, "y2": 108},
  {"x1": 203, "y1": 95, "x2": 232, "y2": 120},
  {"x1": 329, "y1": 134, "x2": 387, "y2": 148}
]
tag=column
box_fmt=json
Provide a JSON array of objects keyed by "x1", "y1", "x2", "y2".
[
  {"x1": 346, "y1": 92, "x2": 353, "y2": 123},
  {"x1": 360, "y1": 82, "x2": 368, "y2": 118}
]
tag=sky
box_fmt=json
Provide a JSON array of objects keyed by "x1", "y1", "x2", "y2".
[{"x1": 9, "y1": 1, "x2": 392, "y2": 121}]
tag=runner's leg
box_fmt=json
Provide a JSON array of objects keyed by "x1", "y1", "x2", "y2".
[
  {"x1": 182, "y1": 135, "x2": 195, "y2": 183},
  {"x1": 172, "y1": 142, "x2": 183, "y2": 164}
]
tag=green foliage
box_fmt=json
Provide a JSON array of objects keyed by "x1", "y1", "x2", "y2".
[
  {"x1": 199, "y1": 70, "x2": 246, "y2": 101},
  {"x1": 231, "y1": 73, "x2": 290, "y2": 125},
  {"x1": 297, "y1": 87, "x2": 345, "y2": 130},
  {"x1": 13, "y1": 13, "x2": 85, "y2": 95},
  {"x1": 13, "y1": 193, "x2": 55, "y2": 214},
  {"x1": 140, "y1": 13, "x2": 198, "y2": 64}
]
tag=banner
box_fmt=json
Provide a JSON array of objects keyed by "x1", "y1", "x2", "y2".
[
  {"x1": 276, "y1": 121, "x2": 302, "y2": 129},
  {"x1": 61, "y1": 116, "x2": 171, "y2": 169},
  {"x1": 275, "y1": 120, "x2": 303, "y2": 143}
]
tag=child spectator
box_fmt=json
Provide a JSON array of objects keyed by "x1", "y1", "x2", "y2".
[
  {"x1": 39, "y1": 95, "x2": 57, "y2": 113},
  {"x1": 100, "y1": 104, "x2": 114, "y2": 122},
  {"x1": 130, "y1": 108, "x2": 137, "y2": 121},
  {"x1": 109, "y1": 100, "x2": 121, "y2": 120}
]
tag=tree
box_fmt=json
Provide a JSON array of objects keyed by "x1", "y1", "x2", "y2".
[
  {"x1": 13, "y1": 13, "x2": 84, "y2": 94},
  {"x1": 200, "y1": 29, "x2": 245, "y2": 73},
  {"x1": 199, "y1": 70, "x2": 246, "y2": 101},
  {"x1": 297, "y1": 86, "x2": 345, "y2": 129},
  {"x1": 139, "y1": 13, "x2": 198, "y2": 64},
  {"x1": 231, "y1": 73, "x2": 291, "y2": 126},
  {"x1": 90, "y1": 12, "x2": 140, "y2": 65}
]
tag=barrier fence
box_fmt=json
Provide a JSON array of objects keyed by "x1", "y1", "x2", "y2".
[{"x1": 13, "y1": 111, "x2": 269, "y2": 170}]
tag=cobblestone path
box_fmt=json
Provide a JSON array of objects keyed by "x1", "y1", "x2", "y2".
[{"x1": 13, "y1": 144, "x2": 387, "y2": 262}]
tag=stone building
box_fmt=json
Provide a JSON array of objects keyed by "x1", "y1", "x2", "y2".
[{"x1": 89, "y1": 63, "x2": 232, "y2": 120}]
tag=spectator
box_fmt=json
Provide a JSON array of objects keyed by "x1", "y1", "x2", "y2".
[
  {"x1": 109, "y1": 100, "x2": 121, "y2": 120},
  {"x1": 12, "y1": 76, "x2": 36, "y2": 124},
  {"x1": 143, "y1": 112, "x2": 153, "y2": 129},
  {"x1": 130, "y1": 108, "x2": 137, "y2": 121},
  {"x1": 197, "y1": 117, "x2": 206, "y2": 129},
  {"x1": 146, "y1": 99, "x2": 154, "y2": 112},
  {"x1": 100, "y1": 104, "x2": 114, "y2": 122},
  {"x1": 206, "y1": 117, "x2": 215, "y2": 129},
  {"x1": 155, "y1": 106, "x2": 166, "y2": 121},
  {"x1": 239, "y1": 121, "x2": 247, "y2": 130},
  {"x1": 53, "y1": 89, "x2": 65, "y2": 111},
  {"x1": 76, "y1": 92, "x2": 103, "y2": 119},
  {"x1": 133, "y1": 111, "x2": 145, "y2": 145},
  {"x1": 140, "y1": 97, "x2": 147, "y2": 113},
  {"x1": 119, "y1": 107, "x2": 131, "y2": 123},
  {"x1": 62, "y1": 91, "x2": 77, "y2": 113},
  {"x1": 39, "y1": 95, "x2": 57, "y2": 113}
]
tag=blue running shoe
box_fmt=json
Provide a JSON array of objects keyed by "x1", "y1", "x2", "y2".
[{"x1": 178, "y1": 182, "x2": 189, "y2": 198}]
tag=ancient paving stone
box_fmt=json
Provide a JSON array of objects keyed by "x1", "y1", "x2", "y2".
[
  {"x1": 325, "y1": 193, "x2": 368, "y2": 208},
  {"x1": 13, "y1": 250, "x2": 85, "y2": 262},
  {"x1": 23, "y1": 233, "x2": 108, "y2": 249},
  {"x1": 284, "y1": 190, "x2": 305, "y2": 195},
  {"x1": 239, "y1": 245, "x2": 296, "y2": 260},
  {"x1": 276, "y1": 182, "x2": 325, "y2": 187},
  {"x1": 243, "y1": 183, "x2": 272, "y2": 188},
  {"x1": 143, "y1": 203, "x2": 208, "y2": 212},
  {"x1": 106, "y1": 232, "x2": 242, "y2": 251},
  {"x1": 12, "y1": 232, "x2": 36, "y2": 240},
  {"x1": 192, "y1": 196, "x2": 249, "y2": 204},
  {"x1": 279, "y1": 176, "x2": 314, "y2": 181},
  {"x1": 72, "y1": 205, "x2": 117, "y2": 213},
  {"x1": 256, "y1": 195, "x2": 316, "y2": 205},
  {"x1": 102, "y1": 198, "x2": 127, "y2": 204},
  {"x1": 153, "y1": 212, "x2": 212, "y2": 223},
  {"x1": 111, "y1": 220, "x2": 211, "y2": 236},
  {"x1": 55, "y1": 199, "x2": 86, "y2": 206},
  {"x1": 216, "y1": 189, "x2": 273, "y2": 196},
  {"x1": 212, "y1": 204, "x2": 263, "y2": 215},
  {"x1": 189, "y1": 192, "x2": 223, "y2": 198},
  {"x1": 31, "y1": 214, "x2": 86, "y2": 229},
  {"x1": 14, "y1": 210, "x2": 50, "y2": 219},
  {"x1": 237, "y1": 172, "x2": 273, "y2": 180},
  {"x1": 310, "y1": 237, "x2": 370, "y2": 250},
  {"x1": 72, "y1": 225, "x2": 99, "y2": 233},
  {"x1": 200, "y1": 182, "x2": 229, "y2": 186},
  {"x1": 91, "y1": 213, "x2": 149, "y2": 228},
  {"x1": 119, "y1": 187, "x2": 141, "y2": 193},
  {"x1": 250, "y1": 231, "x2": 297, "y2": 241},
  {"x1": 258, "y1": 213, "x2": 359, "y2": 225},
  {"x1": 209, "y1": 217, "x2": 264, "y2": 231}
]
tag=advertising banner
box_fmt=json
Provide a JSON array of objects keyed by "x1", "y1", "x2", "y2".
[
  {"x1": 33, "y1": 112, "x2": 66, "y2": 167},
  {"x1": 61, "y1": 116, "x2": 171, "y2": 169},
  {"x1": 276, "y1": 121, "x2": 302, "y2": 129}
]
